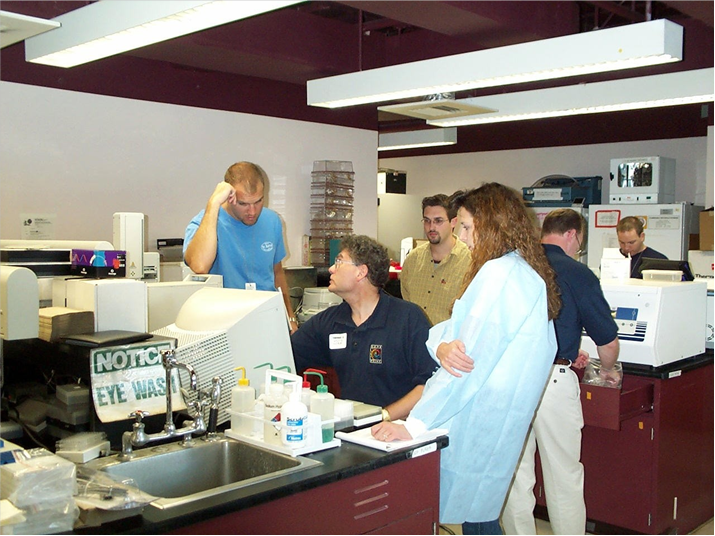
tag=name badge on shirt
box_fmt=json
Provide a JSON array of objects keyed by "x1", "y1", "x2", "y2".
[
  {"x1": 329, "y1": 333, "x2": 347, "y2": 349},
  {"x1": 245, "y1": 282, "x2": 256, "y2": 291}
]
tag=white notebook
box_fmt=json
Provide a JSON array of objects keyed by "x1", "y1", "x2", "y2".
[{"x1": 336, "y1": 421, "x2": 448, "y2": 452}]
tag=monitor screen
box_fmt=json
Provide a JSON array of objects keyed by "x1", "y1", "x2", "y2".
[{"x1": 637, "y1": 258, "x2": 695, "y2": 281}]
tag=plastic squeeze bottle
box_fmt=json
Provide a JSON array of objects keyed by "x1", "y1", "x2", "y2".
[
  {"x1": 300, "y1": 374, "x2": 317, "y2": 408},
  {"x1": 231, "y1": 367, "x2": 255, "y2": 436},
  {"x1": 309, "y1": 372, "x2": 335, "y2": 443},
  {"x1": 263, "y1": 382, "x2": 287, "y2": 445},
  {"x1": 281, "y1": 382, "x2": 308, "y2": 448}
]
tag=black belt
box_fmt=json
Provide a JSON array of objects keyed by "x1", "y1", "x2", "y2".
[{"x1": 554, "y1": 358, "x2": 571, "y2": 366}]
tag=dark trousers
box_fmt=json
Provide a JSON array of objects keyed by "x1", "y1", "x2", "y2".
[{"x1": 462, "y1": 519, "x2": 502, "y2": 535}]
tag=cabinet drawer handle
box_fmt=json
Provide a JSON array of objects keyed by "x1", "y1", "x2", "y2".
[
  {"x1": 355, "y1": 492, "x2": 389, "y2": 508},
  {"x1": 354, "y1": 505, "x2": 389, "y2": 520},
  {"x1": 354, "y1": 479, "x2": 389, "y2": 494}
]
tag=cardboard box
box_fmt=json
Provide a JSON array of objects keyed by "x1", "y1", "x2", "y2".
[
  {"x1": 700, "y1": 211, "x2": 714, "y2": 251},
  {"x1": 71, "y1": 249, "x2": 126, "y2": 278}
]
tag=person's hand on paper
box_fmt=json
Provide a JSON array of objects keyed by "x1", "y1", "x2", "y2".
[{"x1": 371, "y1": 421, "x2": 412, "y2": 442}]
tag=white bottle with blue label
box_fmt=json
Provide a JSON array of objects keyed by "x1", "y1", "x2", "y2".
[{"x1": 280, "y1": 382, "x2": 307, "y2": 448}]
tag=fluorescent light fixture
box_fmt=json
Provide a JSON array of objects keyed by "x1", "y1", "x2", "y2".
[
  {"x1": 25, "y1": 1, "x2": 302, "y2": 68},
  {"x1": 426, "y1": 68, "x2": 714, "y2": 127},
  {"x1": 0, "y1": 11, "x2": 60, "y2": 49},
  {"x1": 378, "y1": 128, "x2": 457, "y2": 152},
  {"x1": 308, "y1": 19, "x2": 683, "y2": 108}
]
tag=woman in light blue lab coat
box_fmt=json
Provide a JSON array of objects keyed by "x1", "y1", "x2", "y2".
[{"x1": 373, "y1": 183, "x2": 560, "y2": 535}]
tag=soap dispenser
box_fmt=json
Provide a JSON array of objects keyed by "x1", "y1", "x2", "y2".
[
  {"x1": 281, "y1": 381, "x2": 308, "y2": 448},
  {"x1": 231, "y1": 367, "x2": 255, "y2": 436}
]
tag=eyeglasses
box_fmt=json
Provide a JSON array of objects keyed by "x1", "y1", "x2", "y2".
[
  {"x1": 422, "y1": 217, "x2": 448, "y2": 226},
  {"x1": 575, "y1": 234, "x2": 586, "y2": 257},
  {"x1": 334, "y1": 258, "x2": 359, "y2": 267}
]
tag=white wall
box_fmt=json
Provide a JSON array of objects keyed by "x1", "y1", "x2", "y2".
[
  {"x1": 0, "y1": 82, "x2": 378, "y2": 267},
  {"x1": 379, "y1": 137, "x2": 712, "y2": 255}
]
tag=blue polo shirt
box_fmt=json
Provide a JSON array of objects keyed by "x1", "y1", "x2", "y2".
[
  {"x1": 291, "y1": 291, "x2": 437, "y2": 407},
  {"x1": 544, "y1": 244, "x2": 618, "y2": 362}
]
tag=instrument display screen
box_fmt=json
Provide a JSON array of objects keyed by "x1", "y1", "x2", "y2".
[{"x1": 615, "y1": 307, "x2": 638, "y2": 321}]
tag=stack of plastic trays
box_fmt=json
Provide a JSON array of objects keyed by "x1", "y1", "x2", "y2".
[{"x1": 310, "y1": 161, "x2": 355, "y2": 266}]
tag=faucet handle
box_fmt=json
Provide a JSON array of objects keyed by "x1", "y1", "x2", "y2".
[{"x1": 128, "y1": 410, "x2": 149, "y2": 424}]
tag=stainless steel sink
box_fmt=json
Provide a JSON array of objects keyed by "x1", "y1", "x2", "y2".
[{"x1": 85, "y1": 437, "x2": 321, "y2": 510}]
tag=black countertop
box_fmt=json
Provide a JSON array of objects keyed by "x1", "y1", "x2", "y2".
[{"x1": 75, "y1": 434, "x2": 449, "y2": 534}]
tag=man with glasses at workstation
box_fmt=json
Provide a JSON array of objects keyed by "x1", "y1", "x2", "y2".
[
  {"x1": 400, "y1": 193, "x2": 471, "y2": 325},
  {"x1": 291, "y1": 235, "x2": 437, "y2": 422}
]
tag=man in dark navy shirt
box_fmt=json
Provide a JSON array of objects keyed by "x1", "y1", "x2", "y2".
[
  {"x1": 502, "y1": 209, "x2": 620, "y2": 535},
  {"x1": 616, "y1": 216, "x2": 667, "y2": 278},
  {"x1": 291, "y1": 235, "x2": 437, "y2": 422}
]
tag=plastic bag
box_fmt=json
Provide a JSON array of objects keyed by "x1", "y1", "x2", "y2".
[{"x1": 582, "y1": 358, "x2": 623, "y2": 389}]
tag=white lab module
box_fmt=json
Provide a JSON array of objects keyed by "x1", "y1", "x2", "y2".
[
  {"x1": 113, "y1": 212, "x2": 144, "y2": 279},
  {"x1": 66, "y1": 278, "x2": 147, "y2": 332},
  {"x1": 580, "y1": 279, "x2": 707, "y2": 367}
]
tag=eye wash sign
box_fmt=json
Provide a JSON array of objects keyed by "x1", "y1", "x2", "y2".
[{"x1": 90, "y1": 338, "x2": 185, "y2": 422}]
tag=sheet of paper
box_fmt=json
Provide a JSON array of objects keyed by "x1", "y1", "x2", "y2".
[{"x1": 336, "y1": 421, "x2": 448, "y2": 452}]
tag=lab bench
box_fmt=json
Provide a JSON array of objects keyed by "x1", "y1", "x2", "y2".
[
  {"x1": 534, "y1": 350, "x2": 713, "y2": 534},
  {"x1": 74, "y1": 435, "x2": 448, "y2": 535}
]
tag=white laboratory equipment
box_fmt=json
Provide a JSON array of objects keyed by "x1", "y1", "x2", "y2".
[
  {"x1": 580, "y1": 279, "x2": 707, "y2": 367},
  {"x1": 587, "y1": 203, "x2": 702, "y2": 273},
  {"x1": 609, "y1": 156, "x2": 675, "y2": 204},
  {"x1": 152, "y1": 287, "x2": 295, "y2": 425}
]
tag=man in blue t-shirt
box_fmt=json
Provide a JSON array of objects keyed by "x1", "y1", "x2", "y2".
[
  {"x1": 502, "y1": 208, "x2": 620, "y2": 535},
  {"x1": 184, "y1": 161, "x2": 297, "y2": 332}
]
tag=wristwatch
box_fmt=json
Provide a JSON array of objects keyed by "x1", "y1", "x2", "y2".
[
  {"x1": 381, "y1": 408, "x2": 391, "y2": 422},
  {"x1": 288, "y1": 317, "x2": 297, "y2": 323}
]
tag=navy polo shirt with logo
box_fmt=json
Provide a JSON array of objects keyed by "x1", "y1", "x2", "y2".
[{"x1": 291, "y1": 290, "x2": 437, "y2": 408}]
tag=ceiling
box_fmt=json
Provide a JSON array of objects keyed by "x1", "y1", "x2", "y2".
[{"x1": 1, "y1": 1, "x2": 713, "y2": 156}]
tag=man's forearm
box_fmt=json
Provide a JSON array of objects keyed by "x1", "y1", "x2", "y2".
[
  {"x1": 184, "y1": 202, "x2": 220, "y2": 273},
  {"x1": 596, "y1": 338, "x2": 620, "y2": 370},
  {"x1": 384, "y1": 385, "x2": 424, "y2": 421}
]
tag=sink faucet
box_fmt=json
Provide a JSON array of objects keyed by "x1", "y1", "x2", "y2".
[{"x1": 119, "y1": 349, "x2": 209, "y2": 460}]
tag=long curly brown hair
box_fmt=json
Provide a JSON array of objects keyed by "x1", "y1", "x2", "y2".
[{"x1": 454, "y1": 183, "x2": 561, "y2": 320}]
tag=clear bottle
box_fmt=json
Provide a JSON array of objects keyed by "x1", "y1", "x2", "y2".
[
  {"x1": 310, "y1": 384, "x2": 335, "y2": 444},
  {"x1": 281, "y1": 382, "x2": 308, "y2": 448},
  {"x1": 230, "y1": 367, "x2": 255, "y2": 436},
  {"x1": 263, "y1": 382, "x2": 287, "y2": 445},
  {"x1": 300, "y1": 376, "x2": 316, "y2": 408}
]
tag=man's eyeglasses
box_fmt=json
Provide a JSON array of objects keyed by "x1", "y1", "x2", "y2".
[
  {"x1": 422, "y1": 217, "x2": 447, "y2": 226},
  {"x1": 575, "y1": 234, "x2": 586, "y2": 257},
  {"x1": 334, "y1": 258, "x2": 359, "y2": 267}
]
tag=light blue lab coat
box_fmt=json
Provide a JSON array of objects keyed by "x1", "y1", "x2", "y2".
[{"x1": 407, "y1": 251, "x2": 557, "y2": 523}]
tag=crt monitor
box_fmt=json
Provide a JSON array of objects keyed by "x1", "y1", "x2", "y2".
[
  {"x1": 152, "y1": 287, "x2": 295, "y2": 424},
  {"x1": 637, "y1": 258, "x2": 695, "y2": 281}
]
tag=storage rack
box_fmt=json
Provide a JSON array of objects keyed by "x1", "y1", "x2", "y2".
[{"x1": 310, "y1": 161, "x2": 354, "y2": 267}]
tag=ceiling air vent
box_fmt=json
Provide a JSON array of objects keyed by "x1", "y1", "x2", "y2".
[{"x1": 378, "y1": 99, "x2": 496, "y2": 120}]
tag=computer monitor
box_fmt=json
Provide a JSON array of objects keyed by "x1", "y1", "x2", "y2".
[
  {"x1": 152, "y1": 287, "x2": 295, "y2": 424},
  {"x1": 637, "y1": 258, "x2": 695, "y2": 281}
]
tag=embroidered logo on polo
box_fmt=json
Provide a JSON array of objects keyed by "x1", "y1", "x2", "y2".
[
  {"x1": 261, "y1": 241, "x2": 274, "y2": 252},
  {"x1": 369, "y1": 345, "x2": 383, "y2": 364}
]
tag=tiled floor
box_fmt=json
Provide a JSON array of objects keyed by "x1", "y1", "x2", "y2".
[{"x1": 439, "y1": 517, "x2": 715, "y2": 535}]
